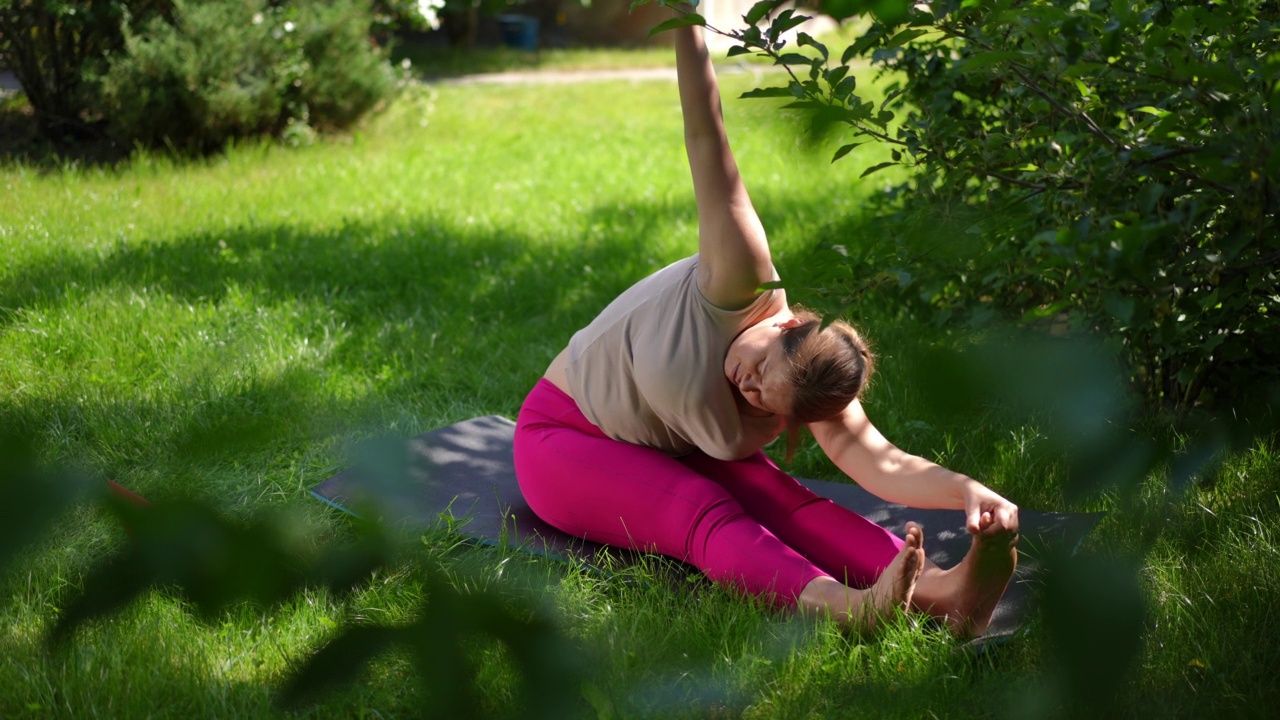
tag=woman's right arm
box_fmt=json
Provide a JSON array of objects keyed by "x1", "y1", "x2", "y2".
[
  {"x1": 674, "y1": 24, "x2": 774, "y2": 309},
  {"x1": 809, "y1": 401, "x2": 1020, "y2": 538}
]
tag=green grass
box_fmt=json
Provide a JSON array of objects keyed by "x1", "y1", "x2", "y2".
[
  {"x1": 392, "y1": 43, "x2": 676, "y2": 78},
  {"x1": 2, "y1": 61, "x2": 1279, "y2": 719}
]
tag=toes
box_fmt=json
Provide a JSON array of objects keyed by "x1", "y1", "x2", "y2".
[{"x1": 904, "y1": 521, "x2": 923, "y2": 548}]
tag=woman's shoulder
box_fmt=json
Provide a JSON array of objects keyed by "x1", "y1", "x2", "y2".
[
  {"x1": 692, "y1": 259, "x2": 788, "y2": 320},
  {"x1": 694, "y1": 253, "x2": 785, "y2": 312}
]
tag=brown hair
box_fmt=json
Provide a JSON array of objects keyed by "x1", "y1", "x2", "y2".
[{"x1": 778, "y1": 308, "x2": 876, "y2": 461}]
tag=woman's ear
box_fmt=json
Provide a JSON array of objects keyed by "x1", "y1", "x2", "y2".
[{"x1": 777, "y1": 316, "x2": 806, "y2": 330}]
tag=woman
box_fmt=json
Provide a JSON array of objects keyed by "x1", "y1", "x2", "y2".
[{"x1": 513, "y1": 24, "x2": 1018, "y2": 635}]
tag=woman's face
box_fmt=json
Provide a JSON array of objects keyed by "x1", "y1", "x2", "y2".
[{"x1": 724, "y1": 317, "x2": 803, "y2": 416}]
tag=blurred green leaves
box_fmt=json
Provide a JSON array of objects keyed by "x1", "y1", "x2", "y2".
[
  {"x1": 902, "y1": 330, "x2": 1275, "y2": 716},
  {"x1": 48, "y1": 499, "x2": 393, "y2": 644},
  {"x1": 281, "y1": 573, "x2": 584, "y2": 719},
  {"x1": 0, "y1": 432, "x2": 100, "y2": 578},
  {"x1": 913, "y1": 331, "x2": 1275, "y2": 503},
  {"x1": 820, "y1": 0, "x2": 912, "y2": 24},
  {"x1": 1041, "y1": 550, "x2": 1146, "y2": 714},
  {"x1": 0, "y1": 430, "x2": 583, "y2": 718}
]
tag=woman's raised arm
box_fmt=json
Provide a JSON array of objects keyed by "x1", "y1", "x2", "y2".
[{"x1": 675, "y1": 24, "x2": 774, "y2": 309}]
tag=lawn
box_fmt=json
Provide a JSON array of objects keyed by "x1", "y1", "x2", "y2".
[
  {"x1": 2, "y1": 57, "x2": 1278, "y2": 719},
  {"x1": 391, "y1": 42, "x2": 677, "y2": 79}
]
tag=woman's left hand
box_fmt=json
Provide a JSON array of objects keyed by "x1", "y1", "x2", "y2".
[{"x1": 962, "y1": 482, "x2": 1019, "y2": 539}]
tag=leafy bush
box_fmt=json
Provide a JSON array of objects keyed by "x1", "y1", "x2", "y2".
[
  {"x1": 95, "y1": 0, "x2": 396, "y2": 152},
  {"x1": 655, "y1": 0, "x2": 1280, "y2": 411},
  {"x1": 292, "y1": 1, "x2": 401, "y2": 131},
  {"x1": 0, "y1": 0, "x2": 170, "y2": 138}
]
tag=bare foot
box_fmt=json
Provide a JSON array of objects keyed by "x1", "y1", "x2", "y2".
[
  {"x1": 795, "y1": 523, "x2": 925, "y2": 632},
  {"x1": 850, "y1": 522, "x2": 925, "y2": 631},
  {"x1": 948, "y1": 523, "x2": 1017, "y2": 637}
]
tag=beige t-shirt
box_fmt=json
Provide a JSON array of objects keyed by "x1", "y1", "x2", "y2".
[{"x1": 565, "y1": 255, "x2": 785, "y2": 461}]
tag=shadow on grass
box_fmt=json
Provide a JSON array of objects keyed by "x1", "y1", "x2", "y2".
[{"x1": 0, "y1": 196, "x2": 710, "y2": 498}]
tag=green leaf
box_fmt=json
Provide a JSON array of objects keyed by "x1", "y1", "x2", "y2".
[
  {"x1": 879, "y1": 85, "x2": 906, "y2": 113},
  {"x1": 1012, "y1": 4, "x2": 1069, "y2": 23},
  {"x1": 1149, "y1": 113, "x2": 1185, "y2": 141},
  {"x1": 797, "y1": 32, "x2": 828, "y2": 60},
  {"x1": 1, "y1": 437, "x2": 98, "y2": 577},
  {"x1": 766, "y1": 8, "x2": 795, "y2": 43},
  {"x1": 860, "y1": 161, "x2": 897, "y2": 178},
  {"x1": 775, "y1": 53, "x2": 814, "y2": 66},
  {"x1": 885, "y1": 28, "x2": 929, "y2": 48},
  {"x1": 768, "y1": 11, "x2": 811, "y2": 39},
  {"x1": 959, "y1": 51, "x2": 1023, "y2": 73},
  {"x1": 1064, "y1": 61, "x2": 1107, "y2": 78},
  {"x1": 726, "y1": 45, "x2": 753, "y2": 57},
  {"x1": 871, "y1": 0, "x2": 914, "y2": 26},
  {"x1": 1103, "y1": 292, "x2": 1135, "y2": 325},
  {"x1": 647, "y1": 13, "x2": 706, "y2": 38},
  {"x1": 280, "y1": 626, "x2": 400, "y2": 706},
  {"x1": 832, "y1": 142, "x2": 868, "y2": 162},
  {"x1": 834, "y1": 75, "x2": 858, "y2": 99},
  {"x1": 744, "y1": 0, "x2": 784, "y2": 26},
  {"x1": 842, "y1": 30, "x2": 883, "y2": 63},
  {"x1": 822, "y1": 0, "x2": 869, "y2": 22},
  {"x1": 739, "y1": 86, "x2": 797, "y2": 99},
  {"x1": 1137, "y1": 183, "x2": 1166, "y2": 215}
]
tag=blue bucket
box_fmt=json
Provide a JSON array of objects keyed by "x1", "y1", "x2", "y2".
[{"x1": 498, "y1": 14, "x2": 539, "y2": 51}]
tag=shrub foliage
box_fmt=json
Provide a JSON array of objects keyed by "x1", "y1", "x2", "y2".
[
  {"x1": 0, "y1": 0, "x2": 396, "y2": 150},
  {"x1": 0, "y1": 0, "x2": 170, "y2": 137},
  {"x1": 656, "y1": 0, "x2": 1280, "y2": 410},
  {"x1": 97, "y1": 0, "x2": 396, "y2": 151}
]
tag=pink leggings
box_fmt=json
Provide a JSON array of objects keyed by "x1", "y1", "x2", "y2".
[{"x1": 513, "y1": 379, "x2": 903, "y2": 608}]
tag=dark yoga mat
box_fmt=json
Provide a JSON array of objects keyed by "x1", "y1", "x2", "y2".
[{"x1": 312, "y1": 415, "x2": 1101, "y2": 640}]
